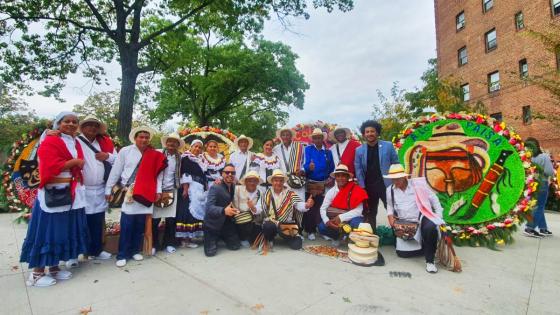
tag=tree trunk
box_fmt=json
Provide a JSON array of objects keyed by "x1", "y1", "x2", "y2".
[{"x1": 117, "y1": 50, "x2": 139, "y2": 143}]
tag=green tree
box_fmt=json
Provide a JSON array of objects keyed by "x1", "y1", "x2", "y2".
[
  {"x1": 372, "y1": 82, "x2": 413, "y2": 142},
  {"x1": 0, "y1": 88, "x2": 41, "y2": 152},
  {"x1": 0, "y1": 0, "x2": 353, "y2": 142},
  {"x1": 148, "y1": 27, "x2": 308, "y2": 127}
]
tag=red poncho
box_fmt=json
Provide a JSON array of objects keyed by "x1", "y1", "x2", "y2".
[
  {"x1": 96, "y1": 135, "x2": 115, "y2": 153},
  {"x1": 132, "y1": 147, "x2": 167, "y2": 207},
  {"x1": 340, "y1": 139, "x2": 361, "y2": 176},
  {"x1": 38, "y1": 135, "x2": 84, "y2": 200},
  {"x1": 331, "y1": 181, "x2": 369, "y2": 211}
]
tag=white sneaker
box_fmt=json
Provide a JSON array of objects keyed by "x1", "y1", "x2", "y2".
[
  {"x1": 426, "y1": 263, "x2": 438, "y2": 274},
  {"x1": 308, "y1": 233, "x2": 316, "y2": 241},
  {"x1": 116, "y1": 259, "x2": 127, "y2": 267},
  {"x1": 65, "y1": 259, "x2": 79, "y2": 269},
  {"x1": 166, "y1": 246, "x2": 177, "y2": 253},
  {"x1": 95, "y1": 251, "x2": 112, "y2": 260},
  {"x1": 240, "y1": 240, "x2": 250, "y2": 248},
  {"x1": 49, "y1": 269, "x2": 72, "y2": 280},
  {"x1": 132, "y1": 254, "x2": 144, "y2": 261},
  {"x1": 27, "y1": 273, "x2": 56, "y2": 287},
  {"x1": 184, "y1": 242, "x2": 199, "y2": 249}
]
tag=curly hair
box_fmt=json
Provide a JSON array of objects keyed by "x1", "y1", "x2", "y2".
[{"x1": 359, "y1": 120, "x2": 382, "y2": 135}]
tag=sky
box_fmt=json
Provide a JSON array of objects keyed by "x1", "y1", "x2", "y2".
[{"x1": 24, "y1": 1, "x2": 437, "y2": 131}]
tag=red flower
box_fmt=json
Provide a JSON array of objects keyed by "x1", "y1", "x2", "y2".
[
  {"x1": 486, "y1": 224, "x2": 496, "y2": 230},
  {"x1": 504, "y1": 218, "x2": 513, "y2": 225}
]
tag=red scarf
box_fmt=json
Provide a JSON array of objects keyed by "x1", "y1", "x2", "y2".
[
  {"x1": 96, "y1": 135, "x2": 115, "y2": 153},
  {"x1": 132, "y1": 147, "x2": 167, "y2": 207},
  {"x1": 340, "y1": 139, "x2": 361, "y2": 175},
  {"x1": 331, "y1": 181, "x2": 369, "y2": 210},
  {"x1": 38, "y1": 135, "x2": 84, "y2": 200}
]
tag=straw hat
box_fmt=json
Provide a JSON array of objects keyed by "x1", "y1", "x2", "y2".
[
  {"x1": 330, "y1": 164, "x2": 353, "y2": 178},
  {"x1": 275, "y1": 127, "x2": 296, "y2": 139},
  {"x1": 310, "y1": 128, "x2": 326, "y2": 140},
  {"x1": 234, "y1": 135, "x2": 254, "y2": 150},
  {"x1": 267, "y1": 169, "x2": 288, "y2": 184},
  {"x1": 354, "y1": 223, "x2": 374, "y2": 235},
  {"x1": 329, "y1": 126, "x2": 352, "y2": 142},
  {"x1": 383, "y1": 164, "x2": 408, "y2": 179},
  {"x1": 79, "y1": 115, "x2": 107, "y2": 134},
  {"x1": 129, "y1": 126, "x2": 157, "y2": 143},
  {"x1": 239, "y1": 170, "x2": 263, "y2": 185},
  {"x1": 161, "y1": 132, "x2": 185, "y2": 150}
]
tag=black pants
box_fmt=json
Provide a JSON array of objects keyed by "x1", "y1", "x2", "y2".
[
  {"x1": 365, "y1": 185, "x2": 387, "y2": 228},
  {"x1": 396, "y1": 217, "x2": 438, "y2": 263},
  {"x1": 257, "y1": 221, "x2": 303, "y2": 250},
  {"x1": 152, "y1": 217, "x2": 177, "y2": 250},
  {"x1": 303, "y1": 193, "x2": 324, "y2": 234},
  {"x1": 203, "y1": 218, "x2": 240, "y2": 257},
  {"x1": 236, "y1": 222, "x2": 255, "y2": 242}
]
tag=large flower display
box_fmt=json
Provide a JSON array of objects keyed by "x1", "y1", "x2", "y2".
[
  {"x1": 394, "y1": 113, "x2": 537, "y2": 248},
  {"x1": 178, "y1": 126, "x2": 237, "y2": 160}
]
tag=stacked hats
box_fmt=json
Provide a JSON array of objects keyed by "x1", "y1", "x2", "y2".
[{"x1": 347, "y1": 223, "x2": 381, "y2": 267}]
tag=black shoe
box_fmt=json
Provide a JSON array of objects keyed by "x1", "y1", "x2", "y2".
[
  {"x1": 204, "y1": 238, "x2": 218, "y2": 257},
  {"x1": 539, "y1": 229, "x2": 553, "y2": 236},
  {"x1": 523, "y1": 228, "x2": 543, "y2": 238}
]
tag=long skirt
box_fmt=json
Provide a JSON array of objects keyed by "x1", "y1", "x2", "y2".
[
  {"x1": 175, "y1": 186, "x2": 204, "y2": 239},
  {"x1": 20, "y1": 200, "x2": 89, "y2": 268}
]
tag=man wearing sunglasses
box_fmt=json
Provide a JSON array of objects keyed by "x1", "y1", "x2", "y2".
[{"x1": 203, "y1": 164, "x2": 242, "y2": 257}]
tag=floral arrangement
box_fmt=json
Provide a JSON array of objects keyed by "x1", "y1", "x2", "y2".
[
  {"x1": 105, "y1": 220, "x2": 121, "y2": 236},
  {"x1": 288, "y1": 121, "x2": 358, "y2": 148},
  {"x1": 178, "y1": 126, "x2": 237, "y2": 142},
  {"x1": 552, "y1": 159, "x2": 560, "y2": 199},
  {"x1": 393, "y1": 112, "x2": 537, "y2": 248}
]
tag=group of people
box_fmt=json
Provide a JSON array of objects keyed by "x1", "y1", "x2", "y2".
[{"x1": 19, "y1": 112, "x2": 449, "y2": 287}]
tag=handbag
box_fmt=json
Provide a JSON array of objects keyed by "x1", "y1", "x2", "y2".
[
  {"x1": 306, "y1": 180, "x2": 325, "y2": 196},
  {"x1": 78, "y1": 136, "x2": 112, "y2": 182},
  {"x1": 234, "y1": 211, "x2": 253, "y2": 224},
  {"x1": 436, "y1": 231, "x2": 462, "y2": 272},
  {"x1": 391, "y1": 185, "x2": 419, "y2": 241},
  {"x1": 287, "y1": 173, "x2": 306, "y2": 189},
  {"x1": 279, "y1": 222, "x2": 299, "y2": 237},
  {"x1": 109, "y1": 157, "x2": 142, "y2": 208},
  {"x1": 326, "y1": 184, "x2": 355, "y2": 222},
  {"x1": 154, "y1": 191, "x2": 175, "y2": 208},
  {"x1": 44, "y1": 185, "x2": 72, "y2": 207}
]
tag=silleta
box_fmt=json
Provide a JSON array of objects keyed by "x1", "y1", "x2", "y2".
[{"x1": 409, "y1": 121, "x2": 503, "y2": 147}]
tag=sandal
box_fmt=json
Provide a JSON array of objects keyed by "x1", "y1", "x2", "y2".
[
  {"x1": 26, "y1": 272, "x2": 56, "y2": 287},
  {"x1": 48, "y1": 267, "x2": 72, "y2": 280}
]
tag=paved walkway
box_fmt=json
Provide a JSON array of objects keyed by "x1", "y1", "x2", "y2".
[{"x1": 1, "y1": 211, "x2": 559, "y2": 315}]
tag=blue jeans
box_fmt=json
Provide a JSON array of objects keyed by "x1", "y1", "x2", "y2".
[
  {"x1": 318, "y1": 216, "x2": 363, "y2": 240},
  {"x1": 86, "y1": 212, "x2": 105, "y2": 257},
  {"x1": 117, "y1": 213, "x2": 146, "y2": 260},
  {"x1": 527, "y1": 182, "x2": 549, "y2": 230}
]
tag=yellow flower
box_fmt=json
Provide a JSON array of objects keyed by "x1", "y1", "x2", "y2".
[{"x1": 496, "y1": 239, "x2": 505, "y2": 245}]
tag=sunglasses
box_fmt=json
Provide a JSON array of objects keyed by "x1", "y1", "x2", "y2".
[{"x1": 223, "y1": 171, "x2": 236, "y2": 175}]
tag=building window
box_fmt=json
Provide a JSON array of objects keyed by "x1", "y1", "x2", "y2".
[
  {"x1": 461, "y1": 84, "x2": 470, "y2": 101},
  {"x1": 519, "y1": 59, "x2": 528, "y2": 78},
  {"x1": 486, "y1": 28, "x2": 497, "y2": 52},
  {"x1": 458, "y1": 47, "x2": 468, "y2": 66},
  {"x1": 456, "y1": 11, "x2": 466, "y2": 30},
  {"x1": 553, "y1": 0, "x2": 560, "y2": 16},
  {"x1": 515, "y1": 12, "x2": 525, "y2": 30},
  {"x1": 490, "y1": 112, "x2": 503, "y2": 122},
  {"x1": 488, "y1": 71, "x2": 500, "y2": 93},
  {"x1": 522, "y1": 106, "x2": 532, "y2": 125},
  {"x1": 483, "y1": 0, "x2": 494, "y2": 12}
]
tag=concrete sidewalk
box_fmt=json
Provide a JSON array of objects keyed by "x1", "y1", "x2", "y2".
[{"x1": 1, "y1": 211, "x2": 559, "y2": 315}]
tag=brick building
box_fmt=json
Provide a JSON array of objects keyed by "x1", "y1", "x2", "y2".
[{"x1": 434, "y1": 0, "x2": 560, "y2": 154}]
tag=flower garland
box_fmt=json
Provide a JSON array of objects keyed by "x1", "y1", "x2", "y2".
[
  {"x1": 2, "y1": 124, "x2": 48, "y2": 223},
  {"x1": 393, "y1": 112, "x2": 537, "y2": 248},
  {"x1": 179, "y1": 126, "x2": 237, "y2": 142}
]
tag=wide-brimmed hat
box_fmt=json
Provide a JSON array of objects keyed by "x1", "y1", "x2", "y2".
[
  {"x1": 267, "y1": 169, "x2": 288, "y2": 184},
  {"x1": 275, "y1": 127, "x2": 296, "y2": 139},
  {"x1": 240, "y1": 170, "x2": 263, "y2": 185},
  {"x1": 235, "y1": 135, "x2": 254, "y2": 150},
  {"x1": 129, "y1": 126, "x2": 157, "y2": 143},
  {"x1": 161, "y1": 132, "x2": 185, "y2": 150},
  {"x1": 330, "y1": 164, "x2": 353, "y2": 178},
  {"x1": 383, "y1": 164, "x2": 408, "y2": 179},
  {"x1": 329, "y1": 126, "x2": 352, "y2": 142},
  {"x1": 354, "y1": 223, "x2": 374, "y2": 235},
  {"x1": 79, "y1": 115, "x2": 107, "y2": 134},
  {"x1": 309, "y1": 128, "x2": 326, "y2": 140}
]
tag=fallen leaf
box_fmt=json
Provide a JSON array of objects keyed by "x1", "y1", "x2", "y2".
[
  {"x1": 79, "y1": 306, "x2": 92, "y2": 314},
  {"x1": 343, "y1": 297, "x2": 351, "y2": 303},
  {"x1": 199, "y1": 310, "x2": 209, "y2": 315},
  {"x1": 250, "y1": 304, "x2": 265, "y2": 311},
  {"x1": 453, "y1": 287, "x2": 463, "y2": 294}
]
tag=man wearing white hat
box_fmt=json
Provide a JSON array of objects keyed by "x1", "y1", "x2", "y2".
[
  {"x1": 273, "y1": 127, "x2": 306, "y2": 200},
  {"x1": 76, "y1": 116, "x2": 117, "y2": 261},
  {"x1": 302, "y1": 128, "x2": 335, "y2": 240},
  {"x1": 229, "y1": 135, "x2": 255, "y2": 182},
  {"x1": 384, "y1": 164, "x2": 445, "y2": 274},
  {"x1": 232, "y1": 170, "x2": 263, "y2": 247},
  {"x1": 329, "y1": 126, "x2": 361, "y2": 176},
  {"x1": 152, "y1": 133, "x2": 185, "y2": 254},
  {"x1": 105, "y1": 126, "x2": 167, "y2": 267}
]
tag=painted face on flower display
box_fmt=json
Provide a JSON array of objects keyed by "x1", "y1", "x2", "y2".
[
  {"x1": 238, "y1": 139, "x2": 249, "y2": 152},
  {"x1": 280, "y1": 130, "x2": 292, "y2": 146},
  {"x1": 206, "y1": 140, "x2": 219, "y2": 157},
  {"x1": 58, "y1": 115, "x2": 79, "y2": 136}
]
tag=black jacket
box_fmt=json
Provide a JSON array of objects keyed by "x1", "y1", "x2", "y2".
[{"x1": 204, "y1": 182, "x2": 235, "y2": 231}]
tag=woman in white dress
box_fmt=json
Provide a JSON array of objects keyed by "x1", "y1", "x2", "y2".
[
  {"x1": 202, "y1": 140, "x2": 226, "y2": 189},
  {"x1": 251, "y1": 139, "x2": 281, "y2": 194}
]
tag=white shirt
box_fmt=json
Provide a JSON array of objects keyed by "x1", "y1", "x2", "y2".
[
  {"x1": 270, "y1": 189, "x2": 308, "y2": 213},
  {"x1": 38, "y1": 133, "x2": 86, "y2": 213},
  {"x1": 105, "y1": 145, "x2": 162, "y2": 215},
  {"x1": 157, "y1": 150, "x2": 178, "y2": 192},
  {"x1": 77, "y1": 136, "x2": 116, "y2": 188},
  {"x1": 273, "y1": 142, "x2": 304, "y2": 174},
  {"x1": 229, "y1": 150, "x2": 254, "y2": 180},
  {"x1": 233, "y1": 186, "x2": 263, "y2": 214},
  {"x1": 386, "y1": 184, "x2": 419, "y2": 221},
  {"x1": 330, "y1": 139, "x2": 349, "y2": 167},
  {"x1": 320, "y1": 184, "x2": 363, "y2": 223}
]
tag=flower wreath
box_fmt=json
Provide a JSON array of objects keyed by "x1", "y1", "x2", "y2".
[
  {"x1": 393, "y1": 113, "x2": 537, "y2": 248},
  {"x1": 2, "y1": 123, "x2": 49, "y2": 223},
  {"x1": 179, "y1": 126, "x2": 237, "y2": 143}
]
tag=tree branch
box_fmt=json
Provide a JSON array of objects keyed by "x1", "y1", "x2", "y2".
[
  {"x1": 6, "y1": 14, "x2": 108, "y2": 33},
  {"x1": 83, "y1": 0, "x2": 114, "y2": 37},
  {"x1": 130, "y1": 0, "x2": 144, "y2": 44}
]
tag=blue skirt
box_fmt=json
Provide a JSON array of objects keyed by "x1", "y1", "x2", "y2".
[{"x1": 20, "y1": 200, "x2": 89, "y2": 268}]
